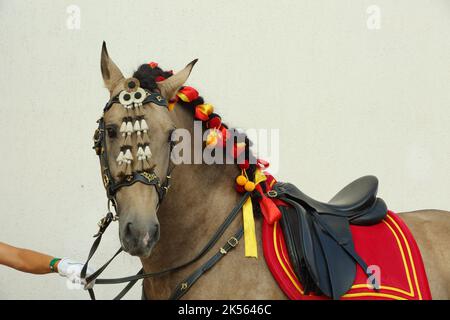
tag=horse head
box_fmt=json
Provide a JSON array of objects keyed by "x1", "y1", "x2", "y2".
[{"x1": 97, "y1": 42, "x2": 196, "y2": 257}]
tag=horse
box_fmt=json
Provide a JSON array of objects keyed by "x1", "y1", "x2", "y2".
[{"x1": 93, "y1": 43, "x2": 450, "y2": 299}]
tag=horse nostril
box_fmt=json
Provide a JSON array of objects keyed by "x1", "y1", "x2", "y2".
[{"x1": 125, "y1": 222, "x2": 133, "y2": 237}]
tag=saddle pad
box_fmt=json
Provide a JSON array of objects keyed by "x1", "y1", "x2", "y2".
[{"x1": 262, "y1": 210, "x2": 432, "y2": 300}]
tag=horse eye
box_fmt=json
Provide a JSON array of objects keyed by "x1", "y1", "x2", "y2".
[{"x1": 106, "y1": 127, "x2": 117, "y2": 138}]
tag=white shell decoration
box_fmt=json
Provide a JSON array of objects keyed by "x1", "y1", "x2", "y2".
[
  {"x1": 116, "y1": 151, "x2": 125, "y2": 165},
  {"x1": 119, "y1": 91, "x2": 133, "y2": 108},
  {"x1": 140, "y1": 119, "x2": 149, "y2": 132},
  {"x1": 144, "y1": 145, "x2": 152, "y2": 158}
]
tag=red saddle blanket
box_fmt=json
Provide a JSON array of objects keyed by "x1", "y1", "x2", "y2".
[{"x1": 260, "y1": 181, "x2": 432, "y2": 300}]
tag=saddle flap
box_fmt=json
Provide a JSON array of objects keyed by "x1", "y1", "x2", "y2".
[
  {"x1": 282, "y1": 199, "x2": 357, "y2": 298},
  {"x1": 311, "y1": 213, "x2": 357, "y2": 298}
]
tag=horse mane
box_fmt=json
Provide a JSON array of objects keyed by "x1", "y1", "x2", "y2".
[{"x1": 133, "y1": 63, "x2": 258, "y2": 188}]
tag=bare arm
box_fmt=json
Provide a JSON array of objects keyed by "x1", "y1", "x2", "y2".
[{"x1": 0, "y1": 242, "x2": 58, "y2": 274}]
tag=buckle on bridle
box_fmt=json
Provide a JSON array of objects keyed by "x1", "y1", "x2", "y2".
[
  {"x1": 94, "y1": 211, "x2": 114, "y2": 237},
  {"x1": 227, "y1": 237, "x2": 239, "y2": 247},
  {"x1": 102, "y1": 174, "x2": 110, "y2": 187},
  {"x1": 93, "y1": 128, "x2": 101, "y2": 143}
]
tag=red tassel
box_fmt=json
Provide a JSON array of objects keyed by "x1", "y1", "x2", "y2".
[{"x1": 255, "y1": 184, "x2": 281, "y2": 224}]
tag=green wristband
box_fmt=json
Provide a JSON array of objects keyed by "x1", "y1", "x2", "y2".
[{"x1": 49, "y1": 258, "x2": 61, "y2": 272}]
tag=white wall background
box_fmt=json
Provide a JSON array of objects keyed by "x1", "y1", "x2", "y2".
[{"x1": 0, "y1": 0, "x2": 448, "y2": 299}]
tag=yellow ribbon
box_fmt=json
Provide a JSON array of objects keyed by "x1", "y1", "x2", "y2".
[
  {"x1": 168, "y1": 101, "x2": 176, "y2": 111},
  {"x1": 242, "y1": 168, "x2": 267, "y2": 258},
  {"x1": 243, "y1": 197, "x2": 257, "y2": 258},
  {"x1": 254, "y1": 168, "x2": 267, "y2": 185}
]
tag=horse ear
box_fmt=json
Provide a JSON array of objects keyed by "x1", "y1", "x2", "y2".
[
  {"x1": 100, "y1": 41, "x2": 124, "y2": 93},
  {"x1": 157, "y1": 59, "x2": 198, "y2": 100}
]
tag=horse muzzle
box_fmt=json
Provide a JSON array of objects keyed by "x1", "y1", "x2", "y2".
[{"x1": 120, "y1": 219, "x2": 160, "y2": 257}]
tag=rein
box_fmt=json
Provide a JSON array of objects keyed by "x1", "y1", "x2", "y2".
[{"x1": 83, "y1": 88, "x2": 249, "y2": 300}]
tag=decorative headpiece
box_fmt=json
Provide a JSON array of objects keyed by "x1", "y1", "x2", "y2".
[{"x1": 116, "y1": 78, "x2": 153, "y2": 176}]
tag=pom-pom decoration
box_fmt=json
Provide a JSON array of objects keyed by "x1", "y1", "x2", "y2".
[
  {"x1": 195, "y1": 104, "x2": 214, "y2": 121},
  {"x1": 236, "y1": 175, "x2": 247, "y2": 186},
  {"x1": 244, "y1": 181, "x2": 255, "y2": 192},
  {"x1": 177, "y1": 86, "x2": 199, "y2": 103},
  {"x1": 207, "y1": 114, "x2": 222, "y2": 129}
]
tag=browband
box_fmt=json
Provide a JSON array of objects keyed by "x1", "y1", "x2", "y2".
[{"x1": 103, "y1": 90, "x2": 168, "y2": 112}]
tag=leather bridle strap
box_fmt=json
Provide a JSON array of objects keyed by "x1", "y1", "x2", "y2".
[
  {"x1": 83, "y1": 192, "x2": 250, "y2": 300},
  {"x1": 93, "y1": 117, "x2": 175, "y2": 204},
  {"x1": 169, "y1": 226, "x2": 243, "y2": 300}
]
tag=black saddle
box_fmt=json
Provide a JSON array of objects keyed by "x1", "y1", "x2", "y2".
[{"x1": 269, "y1": 175, "x2": 387, "y2": 299}]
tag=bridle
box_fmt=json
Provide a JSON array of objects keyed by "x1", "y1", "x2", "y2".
[
  {"x1": 92, "y1": 90, "x2": 175, "y2": 205},
  {"x1": 82, "y1": 85, "x2": 248, "y2": 300}
]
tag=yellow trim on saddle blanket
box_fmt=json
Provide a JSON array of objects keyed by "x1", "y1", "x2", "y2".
[{"x1": 272, "y1": 213, "x2": 424, "y2": 300}]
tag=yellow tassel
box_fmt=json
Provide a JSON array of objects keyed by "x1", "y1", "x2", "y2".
[{"x1": 243, "y1": 197, "x2": 258, "y2": 258}]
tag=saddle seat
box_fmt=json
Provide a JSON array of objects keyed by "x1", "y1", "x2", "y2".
[{"x1": 272, "y1": 175, "x2": 386, "y2": 225}]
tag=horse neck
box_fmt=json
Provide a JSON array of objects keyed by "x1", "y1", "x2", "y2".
[{"x1": 140, "y1": 104, "x2": 241, "y2": 296}]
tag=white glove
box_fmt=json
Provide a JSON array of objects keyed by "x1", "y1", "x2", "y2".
[{"x1": 57, "y1": 258, "x2": 96, "y2": 290}]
